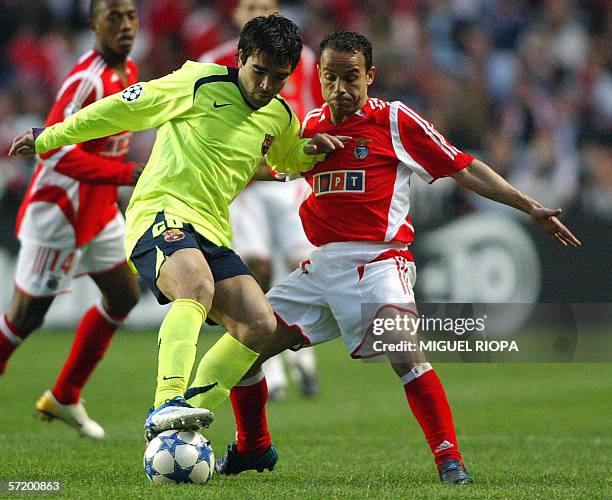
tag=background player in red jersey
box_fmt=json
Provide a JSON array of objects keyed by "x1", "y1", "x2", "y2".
[
  {"x1": 209, "y1": 30, "x2": 581, "y2": 483},
  {"x1": 0, "y1": 0, "x2": 142, "y2": 439},
  {"x1": 200, "y1": 0, "x2": 323, "y2": 401}
]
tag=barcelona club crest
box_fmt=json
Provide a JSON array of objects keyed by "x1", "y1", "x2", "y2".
[
  {"x1": 261, "y1": 133, "x2": 275, "y2": 156},
  {"x1": 163, "y1": 228, "x2": 185, "y2": 242},
  {"x1": 353, "y1": 138, "x2": 372, "y2": 159}
]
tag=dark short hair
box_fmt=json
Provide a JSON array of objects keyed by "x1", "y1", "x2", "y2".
[
  {"x1": 89, "y1": 0, "x2": 135, "y2": 20},
  {"x1": 319, "y1": 30, "x2": 373, "y2": 70},
  {"x1": 89, "y1": 0, "x2": 118, "y2": 20},
  {"x1": 238, "y1": 14, "x2": 302, "y2": 71}
]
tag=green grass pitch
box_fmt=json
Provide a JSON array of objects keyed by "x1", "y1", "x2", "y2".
[{"x1": 0, "y1": 329, "x2": 609, "y2": 498}]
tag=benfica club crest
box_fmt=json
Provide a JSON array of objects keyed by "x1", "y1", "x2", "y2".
[
  {"x1": 261, "y1": 133, "x2": 275, "y2": 156},
  {"x1": 353, "y1": 138, "x2": 372, "y2": 159}
]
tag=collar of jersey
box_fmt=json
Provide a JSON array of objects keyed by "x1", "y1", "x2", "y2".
[
  {"x1": 321, "y1": 99, "x2": 373, "y2": 124},
  {"x1": 226, "y1": 66, "x2": 263, "y2": 111},
  {"x1": 91, "y1": 48, "x2": 133, "y2": 77}
]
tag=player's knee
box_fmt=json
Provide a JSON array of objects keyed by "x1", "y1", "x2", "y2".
[
  {"x1": 250, "y1": 312, "x2": 277, "y2": 338},
  {"x1": 160, "y1": 268, "x2": 215, "y2": 310},
  {"x1": 174, "y1": 275, "x2": 215, "y2": 311},
  {"x1": 235, "y1": 311, "x2": 277, "y2": 351},
  {"x1": 193, "y1": 277, "x2": 215, "y2": 309}
]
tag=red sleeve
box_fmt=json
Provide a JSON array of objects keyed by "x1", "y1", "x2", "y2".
[
  {"x1": 395, "y1": 103, "x2": 473, "y2": 183},
  {"x1": 50, "y1": 148, "x2": 135, "y2": 185},
  {"x1": 39, "y1": 70, "x2": 134, "y2": 185}
]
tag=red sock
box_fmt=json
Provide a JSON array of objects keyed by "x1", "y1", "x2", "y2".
[
  {"x1": 0, "y1": 315, "x2": 28, "y2": 373},
  {"x1": 52, "y1": 305, "x2": 123, "y2": 405},
  {"x1": 404, "y1": 369, "x2": 462, "y2": 468},
  {"x1": 230, "y1": 377, "x2": 271, "y2": 455}
]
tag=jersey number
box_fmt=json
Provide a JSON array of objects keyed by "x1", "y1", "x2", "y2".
[{"x1": 47, "y1": 250, "x2": 75, "y2": 275}]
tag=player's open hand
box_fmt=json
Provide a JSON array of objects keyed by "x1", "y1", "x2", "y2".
[
  {"x1": 530, "y1": 207, "x2": 581, "y2": 247},
  {"x1": 8, "y1": 130, "x2": 36, "y2": 157},
  {"x1": 304, "y1": 134, "x2": 352, "y2": 155}
]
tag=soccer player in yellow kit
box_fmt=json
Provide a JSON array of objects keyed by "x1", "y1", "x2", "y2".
[{"x1": 10, "y1": 14, "x2": 349, "y2": 440}]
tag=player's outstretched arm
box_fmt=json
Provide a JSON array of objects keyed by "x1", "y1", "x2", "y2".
[
  {"x1": 451, "y1": 158, "x2": 581, "y2": 247},
  {"x1": 9, "y1": 63, "x2": 203, "y2": 158},
  {"x1": 9, "y1": 130, "x2": 145, "y2": 186}
]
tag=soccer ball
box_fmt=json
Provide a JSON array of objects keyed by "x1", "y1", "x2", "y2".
[{"x1": 144, "y1": 430, "x2": 214, "y2": 484}]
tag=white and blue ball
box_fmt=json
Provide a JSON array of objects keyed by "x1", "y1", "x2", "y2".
[{"x1": 144, "y1": 430, "x2": 214, "y2": 484}]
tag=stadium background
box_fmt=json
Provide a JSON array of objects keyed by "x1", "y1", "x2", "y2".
[
  {"x1": 0, "y1": 2, "x2": 609, "y2": 497},
  {"x1": 1, "y1": 0, "x2": 610, "y2": 327}
]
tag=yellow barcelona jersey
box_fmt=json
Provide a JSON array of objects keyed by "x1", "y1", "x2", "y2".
[{"x1": 34, "y1": 61, "x2": 323, "y2": 268}]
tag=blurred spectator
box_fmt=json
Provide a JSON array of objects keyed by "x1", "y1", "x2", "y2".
[
  {"x1": 509, "y1": 130, "x2": 579, "y2": 209},
  {"x1": 580, "y1": 135, "x2": 612, "y2": 218}
]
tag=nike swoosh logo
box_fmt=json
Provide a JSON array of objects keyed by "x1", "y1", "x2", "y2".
[
  {"x1": 213, "y1": 101, "x2": 232, "y2": 108},
  {"x1": 162, "y1": 375, "x2": 184, "y2": 380},
  {"x1": 184, "y1": 382, "x2": 219, "y2": 400}
]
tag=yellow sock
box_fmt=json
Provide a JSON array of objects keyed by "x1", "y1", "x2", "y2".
[
  {"x1": 154, "y1": 299, "x2": 206, "y2": 408},
  {"x1": 186, "y1": 333, "x2": 259, "y2": 409}
]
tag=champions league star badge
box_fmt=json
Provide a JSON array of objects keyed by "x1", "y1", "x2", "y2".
[
  {"x1": 353, "y1": 138, "x2": 372, "y2": 159},
  {"x1": 122, "y1": 83, "x2": 143, "y2": 102},
  {"x1": 261, "y1": 133, "x2": 275, "y2": 156}
]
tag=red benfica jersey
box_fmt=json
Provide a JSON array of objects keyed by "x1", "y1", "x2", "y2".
[
  {"x1": 16, "y1": 50, "x2": 138, "y2": 248},
  {"x1": 299, "y1": 98, "x2": 474, "y2": 247},
  {"x1": 199, "y1": 39, "x2": 322, "y2": 120}
]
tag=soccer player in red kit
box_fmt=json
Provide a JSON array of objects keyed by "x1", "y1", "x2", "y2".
[
  {"x1": 0, "y1": 0, "x2": 142, "y2": 439},
  {"x1": 211, "y1": 30, "x2": 581, "y2": 483},
  {"x1": 200, "y1": 0, "x2": 323, "y2": 400}
]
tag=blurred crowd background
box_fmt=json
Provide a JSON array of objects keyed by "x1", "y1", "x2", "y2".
[{"x1": 0, "y1": 0, "x2": 610, "y2": 307}]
